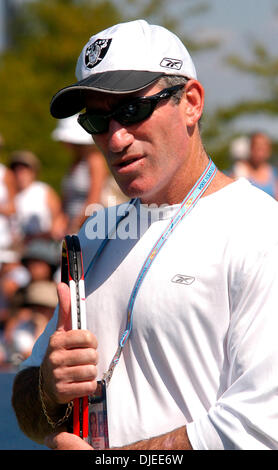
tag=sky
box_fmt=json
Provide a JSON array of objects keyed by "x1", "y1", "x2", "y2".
[{"x1": 175, "y1": 0, "x2": 278, "y2": 136}]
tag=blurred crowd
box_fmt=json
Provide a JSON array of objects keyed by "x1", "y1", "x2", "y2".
[
  {"x1": 0, "y1": 116, "x2": 127, "y2": 370},
  {"x1": 0, "y1": 124, "x2": 277, "y2": 371}
]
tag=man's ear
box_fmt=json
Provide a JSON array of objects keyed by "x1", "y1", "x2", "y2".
[{"x1": 183, "y1": 80, "x2": 204, "y2": 127}]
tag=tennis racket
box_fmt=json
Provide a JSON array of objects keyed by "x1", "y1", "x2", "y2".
[{"x1": 61, "y1": 235, "x2": 88, "y2": 441}]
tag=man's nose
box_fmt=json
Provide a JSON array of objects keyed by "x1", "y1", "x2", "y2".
[{"x1": 108, "y1": 120, "x2": 134, "y2": 153}]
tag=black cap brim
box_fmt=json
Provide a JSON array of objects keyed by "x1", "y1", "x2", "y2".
[{"x1": 50, "y1": 70, "x2": 164, "y2": 119}]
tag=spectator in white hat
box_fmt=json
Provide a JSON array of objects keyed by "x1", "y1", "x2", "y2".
[
  {"x1": 228, "y1": 135, "x2": 250, "y2": 179},
  {"x1": 13, "y1": 20, "x2": 278, "y2": 451},
  {"x1": 52, "y1": 115, "x2": 126, "y2": 234},
  {"x1": 52, "y1": 115, "x2": 107, "y2": 234}
]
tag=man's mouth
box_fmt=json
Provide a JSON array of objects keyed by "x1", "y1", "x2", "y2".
[
  {"x1": 118, "y1": 158, "x2": 138, "y2": 167},
  {"x1": 113, "y1": 155, "x2": 144, "y2": 172}
]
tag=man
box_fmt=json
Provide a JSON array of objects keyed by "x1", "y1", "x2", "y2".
[{"x1": 12, "y1": 20, "x2": 278, "y2": 450}]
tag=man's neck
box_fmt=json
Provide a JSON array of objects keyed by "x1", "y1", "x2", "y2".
[
  {"x1": 140, "y1": 155, "x2": 233, "y2": 206},
  {"x1": 140, "y1": 151, "x2": 209, "y2": 206}
]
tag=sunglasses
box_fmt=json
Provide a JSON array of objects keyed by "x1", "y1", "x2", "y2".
[{"x1": 77, "y1": 84, "x2": 185, "y2": 135}]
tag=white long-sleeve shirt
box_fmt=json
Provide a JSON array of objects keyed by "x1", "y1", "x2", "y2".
[{"x1": 22, "y1": 178, "x2": 278, "y2": 449}]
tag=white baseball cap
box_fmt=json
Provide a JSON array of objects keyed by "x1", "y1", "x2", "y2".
[
  {"x1": 50, "y1": 19, "x2": 197, "y2": 119},
  {"x1": 229, "y1": 136, "x2": 250, "y2": 160},
  {"x1": 51, "y1": 114, "x2": 95, "y2": 145}
]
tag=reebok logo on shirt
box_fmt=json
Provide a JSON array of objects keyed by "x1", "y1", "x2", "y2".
[{"x1": 171, "y1": 274, "x2": 195, "y2": 285}]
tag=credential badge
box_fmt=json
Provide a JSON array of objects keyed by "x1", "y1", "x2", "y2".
[{"x1": 85, "y1": 38, "x2": 112, "y2": 69}]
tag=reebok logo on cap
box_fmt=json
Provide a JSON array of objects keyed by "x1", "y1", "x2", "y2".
[{"x1": 160, "y1": 58, "x2": 183, "y2": 70}]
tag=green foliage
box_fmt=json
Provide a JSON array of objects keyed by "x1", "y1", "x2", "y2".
[{"x1": 202, "y1": 40, "x2": 278, "y2": 169}]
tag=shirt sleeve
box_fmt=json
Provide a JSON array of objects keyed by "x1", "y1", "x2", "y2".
[{"x1": 187, "y1": 242, "x2": 278, "y2": 450}]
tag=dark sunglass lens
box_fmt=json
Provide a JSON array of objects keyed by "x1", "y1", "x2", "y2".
[
  {"x1": 79, "y1": 114, "x2": 108, "y2": 134},
  {"x1": 117, "y1": 101, "x2": 153, "y2": 125},
  {"x1": 89, "y1": 115, "x2": 109, "y2": 134}
]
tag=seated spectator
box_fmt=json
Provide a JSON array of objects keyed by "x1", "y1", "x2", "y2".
[
  {"x1": 0, "y1": 238, "x2": 60, "y2": 368},
  {"x1": 9, "y1": 150, "x2": 66, "y2": 241},
  {"x1": 3, "y1": 280, "x2": 58, "y2": 367},
  {"x1": 21, "y1": 237, "x2": 60, "y2": 282},
  {"x1": 0, "y1": 250, "x2": 31, "y2": 330}
]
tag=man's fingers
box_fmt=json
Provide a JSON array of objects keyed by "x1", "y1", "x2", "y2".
[
  {"x1": 55, "y1": 364, "x2": 97, "y2": 384},
  {"x1": 49, "y1": 345, "x2": 98, "y2": 368},
  {"x1": 49, "y1": 329, "x2": 98, "y2": 353},
  {"x1": 56, "y1": 282, "x2": 72, "y2": 331},
  {"x1": 55, "y1": 378, "x2": 98, "y2": 403}
]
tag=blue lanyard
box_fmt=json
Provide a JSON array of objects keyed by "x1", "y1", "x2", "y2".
[{"x1": 85, "y1": 159, "x2": 217, "y2": 385}]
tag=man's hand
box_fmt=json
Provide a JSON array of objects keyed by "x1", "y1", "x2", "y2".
[
  {"x1": 44, "y1": 426, "x2": 193, "y2": 450},
  {"x1": 40, "y1": 282, "x2": 98, "y2": 408},
  {"x1": 11, "y1": 282, "x2": 98, "y2": 444},
  {"x1": 45, "y1": 431, "x2": 93, "y2": 450}
]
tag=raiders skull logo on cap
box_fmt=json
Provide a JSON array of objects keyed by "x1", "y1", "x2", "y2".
[{"x1": 85, "y1": 39, "x2": 112, "y2": 69}]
